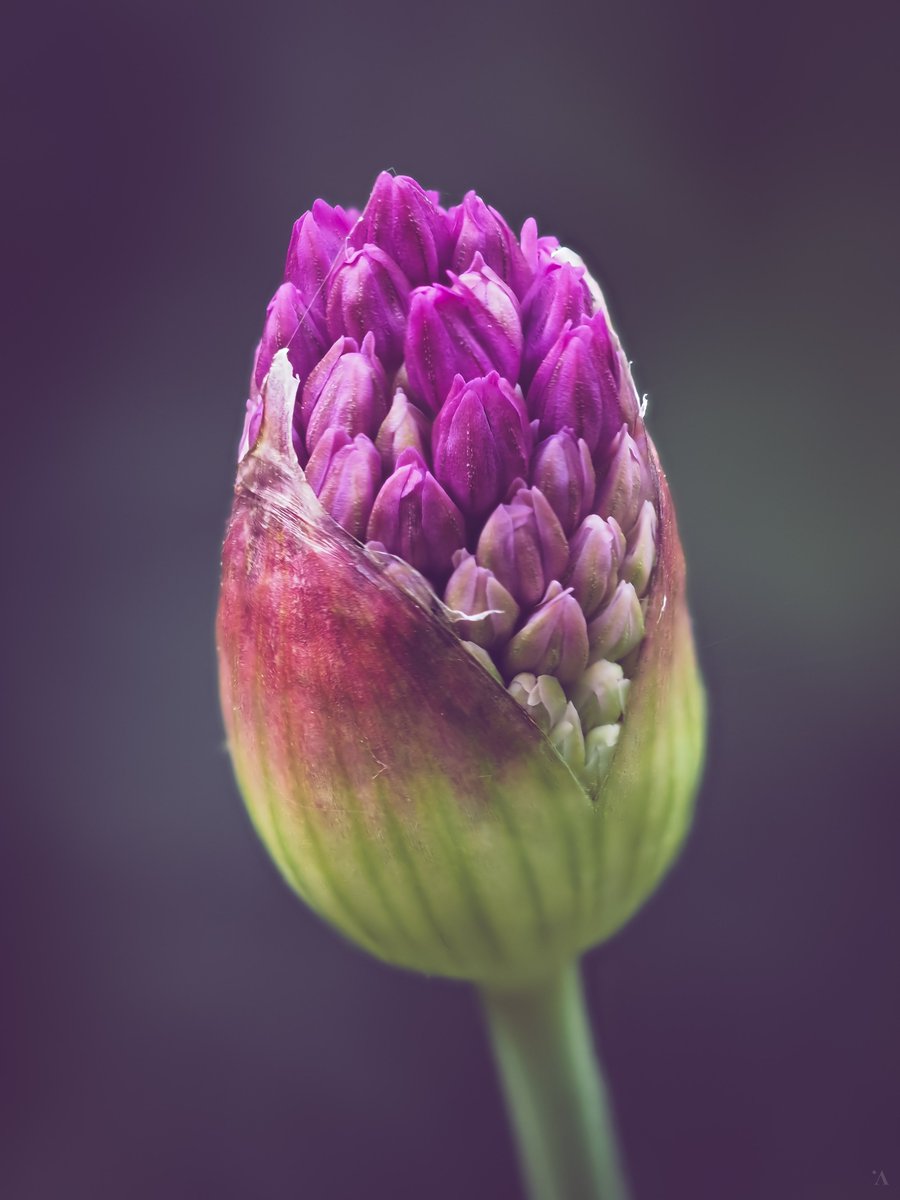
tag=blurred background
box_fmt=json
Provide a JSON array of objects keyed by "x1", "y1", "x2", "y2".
[{"x1": 3, "y1": 0, "x2": 899, "y2": 1196}]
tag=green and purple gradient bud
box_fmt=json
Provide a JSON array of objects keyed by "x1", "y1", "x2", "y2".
[
  {"x1": 217, "y1": 174, "x2": 706, "y2": 985},
  {"x1": 531, "y1": 429, "x2": 596, "y2": 534}
]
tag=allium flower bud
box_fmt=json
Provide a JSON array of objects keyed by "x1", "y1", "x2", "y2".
[
  {"x1": 449, "y1": 191, "x2": 531, "y2": 297},
  {"x1": 326, "y1": 244, "x2": 410, "y2": 369},
  {"x1": 530, "y1": 430, "x2": 596, "y2": 534},
  {"x1": 301, "y1": 331, "x2": 389, "y2": 453},
  {"x1": 374, "y1": 389, "x2": 431, "y2": 470},
  {"x1": 349, "y1": 171, "x2": 450, "y2": 288},
  {"x1": 283, "y1": 199, "x2": 356, "y2": 331},
  {"x1": 587, "y1": 580, "x2": 645, "y2": 663},
  {"x1": 444, "y1": 550, "x2": 520, "y2": 648},
  {"x1": 432, "y1": 373, "x2": 531, "y2": 519},
  {"x1": 620, "y1": 499, "x2": 658, "y2": 596},
  {"x1": 594, "y1": 424, "x2": 652, "y2": 533},
  {"x1": 366, "y1": 448, "x2": 465, "y2": 584},
  {"x1": 218, "y1": 173, "x2": 705, "y2": 986},
  {"x1": 548, "y1": 701, "x2": 586, "y2": 774},
  {"x1": 476, "y1": 485, "x2": 569, "y2": 609},
  {"x1": 404, "y1": 254, "x2": 523, "y2": 413},
  {"x1": 253, "y1": 282, "x2": 328, "y2": 390},
  {"x1": 527, "y1": 312, "x2": 620, "y2": 453},
  {"x1": 564, "y1": 514, "x2": 625, "y2": 617},
  {"x1": 305, "y1": 430, "x2": 382, "y2": 541},
  {"x1": 584, "y1": 723, "x2": 620, "y2": 781},
  {"x1": 506, "y1": 672, "x2": 568, "y2": 734},
  {"x1": 520, "y1": 216, "x2": 561, "y2": 274},
  {"x1": 573, "y1": 660, "x2": 629, "y2": 728},
  {"x1": 502, "y1": 581, "x2": 590, "y2": 686},
  {"x1": 521, "y1": 260, "x2": 592, "y2": 385}
]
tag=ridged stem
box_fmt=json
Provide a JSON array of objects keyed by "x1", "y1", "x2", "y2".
[{"x1": 480, "y1": 960, "x2": 631, "y2": 1200}]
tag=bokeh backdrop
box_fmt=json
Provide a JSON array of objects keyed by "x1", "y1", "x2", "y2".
[{"x1": 3, "y1": 0, "x2": 899, "y2": 1197}]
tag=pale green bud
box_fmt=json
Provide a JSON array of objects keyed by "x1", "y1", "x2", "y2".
[{"x1": 587, "y1": 580, "x2": 645, "y2": 663}]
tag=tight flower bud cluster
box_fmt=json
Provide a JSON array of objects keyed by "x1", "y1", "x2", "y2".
[{"x1": 244, "y1": 172, "x2": 660, "y2": 793}]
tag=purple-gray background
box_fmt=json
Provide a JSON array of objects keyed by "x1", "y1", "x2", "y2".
[{"x1": 3, "y1": 1, "x2": 899, "y2": 1197}]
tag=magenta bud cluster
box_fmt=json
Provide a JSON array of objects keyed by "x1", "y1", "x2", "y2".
[{"x1": 245, "y1": 172, "x2": 660, "y2": 780}]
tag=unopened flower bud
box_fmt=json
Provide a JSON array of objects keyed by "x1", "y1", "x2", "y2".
[
  {"x1": 548, "y1": 702, "x2": 586, "y2": 774},
  {"x1": 366, "y1": 448, "x2": 465, "y2": 584},
  {"x1": 521, "y1": 260, "x2": 592, "y2": 385},
  {"x1": 219, "y1": 173, "x2": 705, "y2": 985},
  {"x1": 507, "y1": 672, "x2": 568, "y2": 733},
  {"x1": 573, "y1": 660, "x2": 629, "y2": 729},
  {"x1": 584, "y1": 724, "x2": 620, "y2": 783},
  {"x1": 283, "y1": 199, "x2": 356, "y2": 330},
  {"x1": 476, "y1": 486, "x2": 568, "y2": 608},
  {"x1": 253, "y1": 282, "x2": 328, "y2": 390},
  {"x1": 374, "y1": 389, "x2": 431, "y2": 470},
  {"x1": 595, "y1": 425, "x2": 652, "y2": 533},
  {"x1": 326, "y1": 243, "x2": 410, "y2": 369},
  {"x1": 527, "y1": 315, "x2": 618, "y2": 453},
  {"x1": 350, "y1": 171, "x2": 450, "y2": 287},
  {"x1": 530, "y1": 430, "x2": 596, "y2": 534},
  {"x1": 404, "y1": 254, "x2": 523, "y2": 413},
  {"x1": 449, "y1": 191, "x2": 531, "y2": 297},
  {"x1": 621, "y1": 500, "x2": 658, "y2": 596},
  {"x1": 587, "y1": 580, "x2": 645, "y2": 662},
  {"x1": 302, "y1": 331, "x2": 389, "y2": 453},
  {"x1": 444, "y1": 550, "x2": 520, "y2": 648},
  {"x1": 519, "y1": 217, "x2": 560, "y2": 274},
  {"x1": 564, "y1": 515, "x2": 625, "y2": 617},
  {"x1": 432, "y1": 373, "x2": 531, "y2": 519},
  {"x1": 503, "y1": 582, "x2": 589, "y2": 686},
  {"x1": 305, "y1": 430, "x2": 382, "y2": 540}
]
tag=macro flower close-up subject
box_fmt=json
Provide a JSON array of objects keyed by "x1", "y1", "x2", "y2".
[{"x1": 217, "y1": 172, "x2": 706, "y2": 1199}]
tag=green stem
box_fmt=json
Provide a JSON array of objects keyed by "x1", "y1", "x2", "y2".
[{"x1": 479, "y1": 960, "x2": 631, "y2": 1200}]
